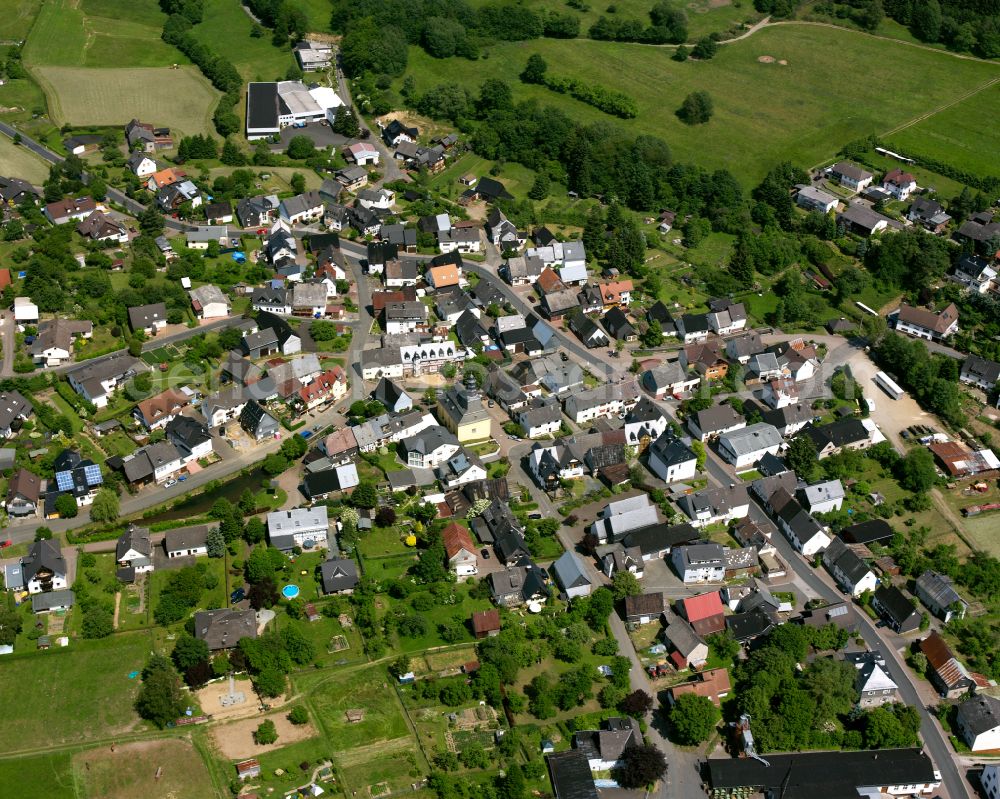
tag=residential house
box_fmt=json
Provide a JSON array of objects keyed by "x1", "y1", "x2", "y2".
[
  {"x1": 18, "y1": 539, "x2": 68, "y2": 594},
  {"x1": 682, "y1": 338, "x2": 728, "y2": 381},
  {"x1": 960, "y1": 354, "x2": 1000, "y2": 392},
  {"x1": 67, "y1": 354, "x2": 144, "y2": 408},
  {"x1": 438, "y1": 226, "x2": 482, "y2": 254},
  {"x1": 839, "y1": 519, "x2": 895, "y2": 546},
  {"x1": 163, "y1": 524, "x2": 211, "y2": 558},
  {"x1": 572, "y1": 717, "x2": 641, "y2": 772},
  {"x1": 706, "y1": 298, "x2": 748, "y2": 335},
  {"x1": 166, "y1": 415, "x2": 213, "y2": 462},
  {"x1": 956, "y1": 694, "x2": 1000, "y2": 752},
  {"x1": 29, "y1": 318, "x2": 93, "y2": 366},
  {"x1": 399, "y1": 425, "x2": 460, "y2": 469},
  {"x1": 678, "y1": 590, "x2": 726, "y2": 635},
  {"x1": 132, "y1": 388, "x2": 190, "y2": 431},
  {"x1": 437, "y1": 450, "x2": 487, "y2": 490},
  {"x1": 894, "y1": 302, "x2": 959, "y2": 340},
  {"x1": 240, "y1": 400, "x2": 279, "y2": 441},
  {"x1": 847, "y1": 651, "x2": 898, "y2": 708},
  {"x1": 194, "y1": 609, "x2": 257, "y2": 651},
  {"x1": 796, "y1": 185, "x2": 838, "y2": 213},
  {"x1": 775, "y1": 496, "x2": 831, "y2": 556},
  {"x1": 336, "y1": 165, "x2": 368, "y2": 191},
  {"x1": 590, "y1": 495, "x2": 660, "y2": 544},
  {"x1": 800, "y1": 479, "x2": 845, "y2": 514},
  {"x1": 672, "y1": 543, "x2": 726, "y2": 583},
  {"x1": 983, "y1": 764, "x2": 1000, "y2": 799},
  {"x1": 822, "y1": 537, "x2": 877, "y2": 597},
  {"x1": 252, "y1": 286, "x2": 291, "y2": 317},
  {"x1": 189, "y1": 285, "x2": 230, "y2": 319},
  {"x1": 236, "y1": 194, "x2": 280, "y2": 228},
  {"x1": 920, "y1": 630, "x2": 980, "y2": 698},
  {"x1": 488, "y1": 564, "x2": 548, "y2": 608},
  {"x1": 516, "y1": 396, "x2": 562, "y2": 438},
  {"x1": 44, "y1": 196, "x2": 96, "y2": 225},
  {"x1": 726, "y1": 331, "x2": 766, "y2": 365},
  {"x1": 302, "y1": 463, "x2": 359, "y2": 500},
  {"x1": 128, "y1": 302, "x2": 168, "y2": 336},
  {"x1": 871, "y1": 584, "x2": 921, "y2": 633},
  {"x1": 32, "y1": 590, "x2": 76, "y2": 614},
  {"x1": 204, "y1": 200, "x2": 233, "y2": 225},
  {"x1": 76, "y1": 210, "x2": 128, "y2": 244},
  {"x1": 357, "y1": 187, "x2": 395, "y2": 212},
  {"x1": 663, "y1": 611, "x2": 709, "y2": 669},
  {"x1": 668, "y1": 668, "x2": 732, "y2": 706},
  {"x1": 623, "y1": 397, "x2": 667, "y2": 451},
  {"x1": 761, "y1": 378, "x2": 799, "y2": 409},
  {"x1": 837, "y1": 203, "x2": 893, "y2": 236},
  {"x1": 951, "y1": 254, "x2": 998, "y2": 295},
  {"x1": 0, "y1": 391, "x2": 32, "y2": 439},
  {"x1": 624, "y1": 592, "x2": 669, "y2": 624},
  {"x1": 381, "y1": 119, "x2": 418, "y2": 147},
  {"x1": 279, "y1": 190, "x2": 324, "y2": 224},
  {"x1": 563, "y1": 380, "x2": 639, "y2": 425},
  {"x1": 6, "y1": 468, "x2": 41, "y2": 517},
  {"x1": 115, "y1": 524, "x2": 153, "y2": 580},
  {"x1": 688, "y1": 403, "x2": 746, "y2": 441},
  {"x1": 641, "y1": 361, "x2": 700, "y2": 399},
  {"x1": 908, "y1": 196, "x2": 951, "y2": 233},
  {"x1": 801, "y1": 417, "x2": 884, "y2": 458},
  {"x1": 119, "y1": 440, "x2": 182, "y2": 486},
  {"x1": 677, "y1": 484, "x2": 749, "y2": 528},
  {"x1": 552, "y1": 551, "x2": 592, "y2": 598},
  {"x1": 599, "y1": 544, "x2": 644, "y2": 578},
  {"x1": 125, "y1": 118, "x2": 172, "y2": 151},
  {"x1": 602, "y1": 307, "x2": 636, "y2": 341},
  {"x1": 384, "y1": 259, "x2": 418, "y2": 288},
  {"x1": 882, "y1": 168, "x2": 917, "y2": 200},
  {"x1": 426, "y1": 262, "x2": 462, "y2": 291},
  {"x1": 501, "y1": 255, "x2": 544, "y2": 285},
  {"x1": 291, "y1": 282, "x2": 328, "y2": 318},
  {"x1": 319, "y1": 558, "x2": 358, "y2": 594},
  {"x1": 267, "y1": 506, "x2": 328, "y2": 552},
  {"x1": 915, "y1": 570, "x2": 968, "y2": 623},
  {"x1": 157, "y1": 180, "x2": 201, "y2": 211},
  {"x1": 373, "y1": 377, "x2": 413, "y2": 414},
  {"x1": 717, "y1": 423, "x2": 783, "y2": 470},
  {"x1": 343, "y1": 141, "x2": 379, "y2": 165},
  {"x1": 646, "y1": 431, "x2": 697, "y2": 484},
  {"x1": 569, "y1": 314, "x2": 609, "y2": 349},
  {"x1": 830, "y1": 161, "x2": 873, "y2": 191}
]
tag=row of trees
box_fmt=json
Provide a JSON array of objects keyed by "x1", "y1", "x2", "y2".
[{"x1": 521, "y1": 55, "x2": 638, "y2": 117}]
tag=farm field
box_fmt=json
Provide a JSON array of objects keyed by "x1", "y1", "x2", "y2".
[
  {"x1": 22, "y1": 0, "x2": 182, "y2": 68},
  {"x1": 0, "y1": 0, "x2": 42, "y2": 41},
  {"x1": 0, "y1": 633, "x2": 149, "y2": 752},
  {"x1": 75, "y1": 739, "x2": 217, "y2": 799},
  {"x1": 399, "y1": 24, "x2": 1000, "y2": 185},
  {"x1": 32, "y1": 66, "x2": 219, "y2": 138},
  {"x1": 885, "y1": 81, "x2": 1000, "y2": 181},
  {"x1": 0, "y1": 134, "x2": 50, "y2": 183},
  {"x1": 0, "y1": 753, "x2": 76, "y2": 799}
]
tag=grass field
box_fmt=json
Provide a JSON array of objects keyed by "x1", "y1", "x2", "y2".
[
  {"x1": 400, "y1": 24, "x2": 1000, "y2": 186},
  {"x1": 32, "y1": 65, "x2": 219, "y2": 138},
  {"x1": 886, "y1": 81, "x2": 1000, "y2": 181},
  {"x1": 23, "y1": 0, "x2": 183, "y2": 68},
  {"x1": 0, "y1": 0, "x2": 42, "y2": 41},
  {"x1": 0, "y1": 633, "x2": 149, "y2": 752},
  {"x1": 75, "y1": 738, "x2": 217, "y2": 799},
  {"x1": 0, "y1": 134, "x2": 50, "y2": 182},
  {"x1": 0, "y1": 753, "x2": 76, "y2": 799},
  {"x1": 191, "y1": 0, "x2": 293, "y2": 82},
  {"x1": 307, "y1": 669, "x2": 410, "y2": 749}
]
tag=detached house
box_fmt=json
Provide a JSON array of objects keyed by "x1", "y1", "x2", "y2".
[
  {"x1": 189, "y1": 285, "x2": 230, "y2": 319},
  {"x1": 44, "y1": 196, "x2": 96, "y2": 225},
  {"x1": 956, "y1": 694, "x2": 1000, "y2": 752},
  {"x1": 642, "y1": 361, "x2": 700, "y2": 400},
  {"x1": 6, "y1": 468, "x2": 41, "y2": 517},
  {"x1": 623, "y1": 397, "x2": 668, "y2": 450},
  {"x1": 77, "y1": 210, "x2": 128, "y2": 244},
  {"x1": 115, "y1": 524, "x2": 153, "y2": 579},
  {"x1": 672, "y1": 543, "x2": 726, "y2": 583},
  {"x1": 516, "y1": 396, "x2": 562, "y2": 438},
  {"x1": 552, "y1": 551, "x2": 592, "y2": 598},
  {"x1": 882, "y1": 168, "x2": 917, "y2": 200},
  {"x1": 688, "y1": 403, "x2": 745, "y2": 442},
  {"x1": 678, "y1": 590, "x2": 726, "y2": 635},
  {"x1": 871, "y1": 584, "x2": 921, "y2": 633},
  {"x1": 563, "y1": 380, "x2": 639, "y2": 425},
  {"x1": 717, "y1": 423, "x2": 783, "y2": 470},
  {"x1": 796, "y1": 185, "x2": 838, "y2": 213},
  {"x1": 0, "y1": 391, "x2": 32, "y2": 439},
  {"x1": 279, "y1": 190, "x2": 324, "y2": 224},
  {"x1": 894, "y1": 302, "x2": 959, "y2": 341},
  {"x1": 646, "y1": 431, "x2": 697, "y2": 483},
  {"x1": 18, "y1": 540, "x2": 68, "y2": 594},
  {"x1": 266, "y1": 506, "x2": 329, "y2": 552},
  {"x1": 920, "y1": 630, "x2": 981, "y2": 698},
  {"x1": 677, "y1": 484, "x2": 749, "y2": 528},
  {"x1": 916, "y1": 570, "x2": 968, "y2": 623},
  {"x1": 67, "y1": 354, "x2": 144, "y2": 408},
  {"x1": 950, "y1": 254, "x2": 997, "y2": 295},
  {"x1": 830, "y1": 161, "x2": 873, "y2": 191},
  {"x1": 128, "y1": 302, "x2": 168, "y2": 336}
]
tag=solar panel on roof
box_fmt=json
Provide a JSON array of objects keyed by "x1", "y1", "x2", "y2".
[
  {"x1": 84, "y1": 464, "x2": 103, "y2": 485},
  {"x1": 55, "y1": 471, "x2": 73, "y2": 491}
]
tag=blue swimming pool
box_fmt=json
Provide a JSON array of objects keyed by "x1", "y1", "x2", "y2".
[{"x1": 282, "y1": 584, "x2": 300, "y2": 599}]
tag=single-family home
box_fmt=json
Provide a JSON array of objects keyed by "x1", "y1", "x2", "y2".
[
  {"x1": 127, "y1": 302, "x2": 168, "y2": 336},
  {"x1": 920, "y1": 631, "x2": 980, "y2": 698},
  {"x1": 0, "y1": 391, "x2": 32, "y2": 439},
  {"x1": 488, "y1": 564, "x2": 549, "y2": 608},
  {"x1": 132, "y1": 388, "x2": 190, "y2": 430},
  {"x1": 688, "y1": 403, "x2": 746, "y2": 441},
  {"x1": 871, "y1": 584, "x2": 921, "y2": 633},
  {"x1": 44, "y1": 196, "x2": 96, "y2": 225},
  {"x1": 572, "y1": 717, "x2": 641, "y2": 772},
  {"x1": 915, "y1": 570, "x2": 968, "y2": 623},
  {"x1": 240, "y1": 399, "x2": 280, "y2": 441},
  {"x1": 796, "y1": 185, "x2": 838, "y2": 213},
  {"x1": 882, "y1": 168, "x2": 917, "y2": 200},
  {"x1": 67, "y1": 354, "x2": 144, "y2": 408},
  {"x1": 677, "y1": 484, "x2": 749, "y2": 528},
  {"x1": 957, "y1": 694, "x2": 1000, "y2": 752},
  {"x1": 837, "y1": 203, "x2": 892, "y2": 236},
  {"x1": 6, "y1": 468, "x2": 41, "y2": 517},
  {"x1": 194, "y1": 608, "x2": 257, "y2": 651},
  {"x1": 279, "y1": 190, "x2": 324, "y2": 224},
  {"x1": 17, "y1": 539, "x2": 68, "y2": 594},
  {"x1": 321, "y1": 558, "x2": 359, "y2": 594},
  {"x1": 442, "y1": 522, "x2": 478, "y2": 578},
  {"x1": 188, "y1": 284, "x2": 230, "y2": 319},
  {"x1": 399, "y1": 425, "x2": 460, "y2": 469},
  {"x1": 830, "y1": 161, "x2": 873, "y2": 191},
  {"x1": 668, "y1": 667, "x2": 731, "y2": 706},
  {"x1": 76, "y1": 210, "x2": 128, "y2": 244},
  {"x1": 552, "y1": 551, "x2": 592, "y2": 598},
  {"x1": 641, "y1": 361, "x2": 700, "y2": 400},
  {"x1": 800, "y1": 479, "x2": 845, "y2": 514},
  {"x1": 624, "y1": 592, "x2": 669, "y2": 625},
  {"x1": 663, "y1": 612, "x2": 709, "y2": 669},
  {"x1": 822, "y1": 537, "x2": 877, "y2": 597},
  {"x1": 115, "y1": 524, "x2": 153, "y2": 580},
  {"x1": 646, "y1": 431, "x2": 697, "y2": 484},
  {"x1": 894, "y1": 302, "x2": 959, "y2": 341},
  {"x1": 267, "y1": 506, "x2": 329, "y2": 552},
  {"x1": 717, "y1": 423, "x2": 783, "y2": 470},
  {"x1": 516, "y1": 396, "x2": 562, "y2": 438},
  {"x1": 960, "y1": 354, "x2": 1000, "y2": 392},
  {"x1": 775, "y1": 497, "x2": 831, "y2": 556},
  {"x1": 678, "y1": 590, "x2": 726, "y2": 635},
  {"x1": 563, "y1": 380, "x2": 640, "y2": 425},
  {"x1": 848, "y1": 651, "x2": 898, "y2": 708}
]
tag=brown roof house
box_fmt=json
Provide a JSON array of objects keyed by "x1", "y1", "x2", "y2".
[
  {"x1": 624, "y1": 592, "x2": 669, "y2": 625},
  {"x1": 443, "y1": 522, "x2": 478, "y2": 579},
  {"x1": 895, "y1": 302, "x2": 959, "y2": 342},
  {"x1": 667, "y1": 667, "x2": 731, "y2": 706},
  {"x1": 919, "y1": 631, "x2": 982, "y2": 699},
  {"x1": 471, "y1": 609, "x2": 501, "y2": 638}
]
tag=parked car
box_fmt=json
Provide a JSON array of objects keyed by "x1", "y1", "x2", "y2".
[
  {"x1": 230, "y1": 587, "x2": 246, "y2": 603},
  {"x1": 481, "y1": 548, "x2": 490, "y2": 559},
  {"x1": 528, "y1": 513, "x2": 542, "y2": 520},
  {"x1": 163, "y1": 478, "x2": 178, "y2": 488}
]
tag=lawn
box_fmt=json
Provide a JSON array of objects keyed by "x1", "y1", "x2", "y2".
[
  {"x1": 885, "y1": 81, "x2": 1000, "y2": 182},
  {"x1": 47, "y1": 391, "x2": 85, "y2": 433},
  {"x1": 306, "y1": 668, "x2": 412, "y2": 749},
  {"x1": 75, "y1": 738, "x2": 217, "y2": 799},
  {"x1": 23, "y1": 0, "x2": 183, "y2": 68},
  {"x1": 252, "y1": 737, "x2": 336, "y2": 795},
  {"x1": 386, "y1": 583, "x2": 495, "y2": 653},
  {"x1": 338, "y1": 741, "x2": 424, "y2": 796},
  {"x1": 0, "y1": 633, "x2": 150, "y2": 752},
  {"x1": 0, "y1": 753, "x2": 76, "y2": 799},
  {"x1": 31, "y1": 65, "x2": 219, "y2": 138},
  {"x1": 0, "y1": 0, "x2": 42, "y2": 41},
  {"x1": 399, "y1": 24, "x2": 1000, "y2": 186},
  {"x1": 99, "y1": 430, "x2": 138, "y2": 458},
  {"x1": 0, "y1": 135, "x2": 51, "y2": 183}
]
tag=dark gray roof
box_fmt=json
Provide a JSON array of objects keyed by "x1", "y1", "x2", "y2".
[
  {"x1": 321, "y1": 558, "x2": 359, "y2": 593},
  {"x1": 116, "y1": 524, "x2": 152, "y2": 561},
  {"x1": 547, "y1": 751, "x2": 599, "y2": 799},
  {"x1": 31, "y1": 589, "x2": 75, "y2": 612},
  {"x1": 164, "y1": 524, "x2": 213, "y2": 553},
  {"x1": 957, "y1": 694, "x2": 1000, "y2": 737},
  {"x1": 194, "y1": 608, "x2": 258, "y2": 650},
  {"x1": 22, "y1": 539, "x2": 66, "y2": 582}
]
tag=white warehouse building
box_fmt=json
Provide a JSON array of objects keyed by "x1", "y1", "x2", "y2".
[{"x1": 246, "y1": 81, "x2": 343, "y2": 140}]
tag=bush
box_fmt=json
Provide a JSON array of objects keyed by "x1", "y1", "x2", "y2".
[
  {"x1": 288, "y1": 705, "x2": 309, "y2": 725},
  {"x1": 253, "y1": 719, "x2": 279, "y2": 745}
]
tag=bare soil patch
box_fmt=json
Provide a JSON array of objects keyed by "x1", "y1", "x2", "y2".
[
  {"x1": 211, "y1": 712, "x2": 319, "y2": 760},
  {"x1": 194, "y1": 677, "x2": 290, "y2": 722},
  {"x1": 758, "y1": 55, "x2": 775, "y2": 63}
]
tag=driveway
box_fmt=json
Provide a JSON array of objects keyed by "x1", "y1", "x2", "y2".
[
  {"x1": 271, "y1": 120, "x2": 350, "y2": 151},
  {"x1": 0, "y1": 310, "x2": 14, "y2": 377}
]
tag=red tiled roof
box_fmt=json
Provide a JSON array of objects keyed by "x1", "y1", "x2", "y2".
[
  {"x1": 680, "y1": 591, "x2": 725, "y2": 623},
  {"x1": 443, "y1": 522, "x2": 476, "y2": 558},
  {"x1": 471, "y1": 609, "x2": 500, "y2": 634}
]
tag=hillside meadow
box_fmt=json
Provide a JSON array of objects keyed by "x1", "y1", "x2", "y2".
[{"x1": 399, "y1": 24, "x2": 1000, "y2": 185}]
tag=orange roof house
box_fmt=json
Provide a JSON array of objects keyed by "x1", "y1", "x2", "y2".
[
  {"x1": 668, "y1": 667, "x2": 731, "y2": 706},
  {"x1": 427, "y1": 263, "x2": 461, "y2": 290},
  {"x1": 471, "y1": 609, "x2": 501, "y2": 638},
  {"x1": 148, "y1": 168, "x2": 185, "y2": 190},
  {"x1": 442, "y1": 522, "x2": 477, "y2": 577},
  {"x1": 598, "y1": 280, "x2": 634, "y2": 307}
]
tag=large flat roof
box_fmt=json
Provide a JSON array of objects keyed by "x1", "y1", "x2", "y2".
[{"x1": 247, "y1": 82, "x2": 279, "y2": 131}]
